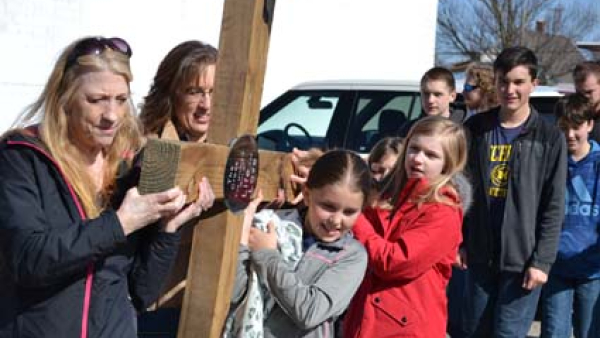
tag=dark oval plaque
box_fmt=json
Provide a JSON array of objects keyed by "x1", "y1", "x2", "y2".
[{"x1": 224, "y1": 134, "x2": 259, "y2": 213}]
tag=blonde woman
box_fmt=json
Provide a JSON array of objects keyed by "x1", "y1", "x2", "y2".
[{"x1": 0, "y1": 37, "x2": 214, "y2": 338}]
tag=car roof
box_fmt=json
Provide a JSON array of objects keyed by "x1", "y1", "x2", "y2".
[
  {"x1": 291, "y1": 79, "x2": 574, "y2": 97},
  {"x1": 455, "y1": 78, "x2": 573, "y2": 98},
  {"x1": 530, "y1": 85, "x2": 566, "y2": 97},
  {"x1": 531, "y1": 83, "x2": 575, "y2": 97},
  {"x1": 291, "y1": 79, "x2": 420, "y2": 91}
]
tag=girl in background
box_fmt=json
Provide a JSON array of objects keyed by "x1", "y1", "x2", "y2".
[
  {"x1": 343, "y1": 116, "x2": 471, "y2": 338},
  {"x1": 368, "y1": 136, "x2": 403, "y2": 183}
]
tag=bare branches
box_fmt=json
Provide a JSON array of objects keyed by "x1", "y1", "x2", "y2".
[{"x1": 436, "y1": 0, "x2": 599, "y2": 83}]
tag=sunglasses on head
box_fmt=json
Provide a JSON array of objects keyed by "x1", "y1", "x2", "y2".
[
  {"x1": 463, "y1": 83, "x2": 479, "y2": 93},
  {"x1": 65, "y1": 37, "x2": 133, "y2": 70}
]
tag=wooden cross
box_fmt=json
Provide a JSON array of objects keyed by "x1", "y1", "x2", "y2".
[{"x1": 139, "y1": 0, "x2": 292, "y2": 337}]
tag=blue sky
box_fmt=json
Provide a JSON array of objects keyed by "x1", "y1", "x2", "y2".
[{"x1": 436, "y1": 0, "x2": 600, "y2": 64}]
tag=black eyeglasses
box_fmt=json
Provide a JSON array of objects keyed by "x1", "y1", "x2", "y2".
[
  {"x1": 463, "y1": 83, "x2": 479, "y2": 93},
  {"x1": 65, "y1": 37, "x2": 133, "y2": 70}
]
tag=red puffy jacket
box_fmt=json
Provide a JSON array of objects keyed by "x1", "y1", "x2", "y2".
[{"x1": 344, "y1": 178, "x2": 463, "y2": 338}]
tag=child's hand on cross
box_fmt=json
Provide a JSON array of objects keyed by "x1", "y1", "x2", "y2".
[{"x1": 240, "y1": 189, "x2": 264, "y2": 245}]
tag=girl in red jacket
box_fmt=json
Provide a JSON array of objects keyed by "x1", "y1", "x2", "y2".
[{"x1": 343, "y1": 116, "x2": 470, "y2": 338}]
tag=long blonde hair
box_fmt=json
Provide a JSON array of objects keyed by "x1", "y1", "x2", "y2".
[
  {"x1": 12, "y1": 37, "x2": 142, "y2": 217},
  {"x1": 383, "y1": 116, "x2": 467, "y2": 208}
]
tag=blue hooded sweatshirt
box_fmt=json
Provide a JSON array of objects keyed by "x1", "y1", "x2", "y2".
[{"x1": 552, "y1": 140, "x2": 600, "y2": 279}]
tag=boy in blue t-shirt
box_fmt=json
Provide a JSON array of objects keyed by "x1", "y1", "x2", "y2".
[{"x1": 540, "y1": 93, "x2": 600, "y2": 338}]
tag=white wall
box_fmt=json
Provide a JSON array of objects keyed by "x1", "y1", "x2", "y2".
[
  {"x1": 264, "y1": 0, "x2": 439, "y2": 103},
  {"x1": 0, "y1": 0, "x2": 438, "y2": 133}
]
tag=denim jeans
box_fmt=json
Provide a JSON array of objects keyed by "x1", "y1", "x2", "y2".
[
  {"x1": 540, "y1": 274, "x2": 600, "y2": 338},
  {"x1": 460, "y1": 264, "x2": 542, "y2": 338},
  {"x1": 448, "y1": 267, "x2": 467, "y2": 337}
]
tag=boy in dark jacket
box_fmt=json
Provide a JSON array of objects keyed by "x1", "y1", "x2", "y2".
[
  {"x1": 540, "y1": 93, "x2": 600, "y2": 338},
  {"x1": 460, "y1": 46, "x2": 567, "y2": 337},
  {"x1": 398, "y1": 66, "x2": 466, "y2": 138}
]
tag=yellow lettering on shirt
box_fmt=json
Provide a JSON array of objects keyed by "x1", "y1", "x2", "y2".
[
  {"x1": 489, "y1": 187, "x2": 507, "y2": 198},
  {"x1": 490, "y1": 145, "x2": 512, "y2": 162}
]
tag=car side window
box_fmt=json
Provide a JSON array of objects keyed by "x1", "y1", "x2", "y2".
[
  {"x1": 257, "y1": 92, "x2": 341, "y2": 151},
  {"x1": 409, "y1": 95, "x2": 423, "y2": 120},
  {"x1": 350, "y1": 91, "x2": 420, "y2": 153}
]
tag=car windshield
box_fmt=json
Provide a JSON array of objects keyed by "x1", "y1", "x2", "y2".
[{"x1": 258, "y1": 91, "x2": 343, "y2": 151}]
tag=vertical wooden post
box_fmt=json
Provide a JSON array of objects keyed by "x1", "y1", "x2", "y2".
[{"x1": 177, "y1": 0, "x2": 275, "y2": 337}]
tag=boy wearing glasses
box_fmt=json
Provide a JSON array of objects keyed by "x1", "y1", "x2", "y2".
[
  {"x1": 461, "y1": 46, "x2": 567, "y2": 337},
  {"x1": 540, "y1": 93, "x2": 600, "y2": 338},
  {"x1": 398, "y1": 66, "x2": 466, "y2": 137}
]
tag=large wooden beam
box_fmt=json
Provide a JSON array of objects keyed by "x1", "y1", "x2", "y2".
[
  {"x1": 139, "y1": 140, "x2": 297, "y2": 312},
  {"x1": 176, "y1": 0, "x2": 276, "y2": 337},
  {"x1": 208, "y1": 0, "x2": 273, "y2": 143},
  {"x1": 139, "y1": 139, "x2": 296, "y2": 203}
]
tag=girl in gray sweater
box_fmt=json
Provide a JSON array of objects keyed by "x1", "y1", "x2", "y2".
[{"x1": 227, "y1": 150, "x2": 370, "y2": 338}]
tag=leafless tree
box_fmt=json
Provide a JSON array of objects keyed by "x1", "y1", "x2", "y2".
[{"x1": 436, "y1": 0, "x2": 600, "y2": 83}]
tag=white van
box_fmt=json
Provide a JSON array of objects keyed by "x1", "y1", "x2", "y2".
[
  {"x1": 257, "y1": 80, "x2": 422, "y2": 153},
  {"x1": 528, "y1": 85, "x2": 572, "y2": 124},
  {"x1": 257, "y1": 80, "x2": 570, "y2": 153},
  {"x1": 456, "y1": 80, "x2": 570, "y2": 124}
]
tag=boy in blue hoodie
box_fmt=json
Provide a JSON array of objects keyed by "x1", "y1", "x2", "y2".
[{"x1": 540, "y1": 93, "x2": 600, "y2": 338}]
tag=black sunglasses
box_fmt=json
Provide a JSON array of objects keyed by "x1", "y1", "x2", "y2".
[
  {"x1": 463, "y1": 83, "x2": 479, "y2": 93},
  {"x1": 65, "y1": 37, "x2": 133, "y2": 70}
]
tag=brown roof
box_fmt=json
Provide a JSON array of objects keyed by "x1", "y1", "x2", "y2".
[{"x1": 522, "y1": 30, "x2": 586, "y2": 81}]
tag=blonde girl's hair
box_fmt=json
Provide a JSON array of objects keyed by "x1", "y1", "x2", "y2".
[
  {"x1": 466, "y1": 62, "x2": 498, "y2": 112},
  {"x1": 11, "y1": 37, "x2": 142, "y2": 218},
  {"x1": 382, "y1": 116, "x2": 467, "y2": 209}
]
